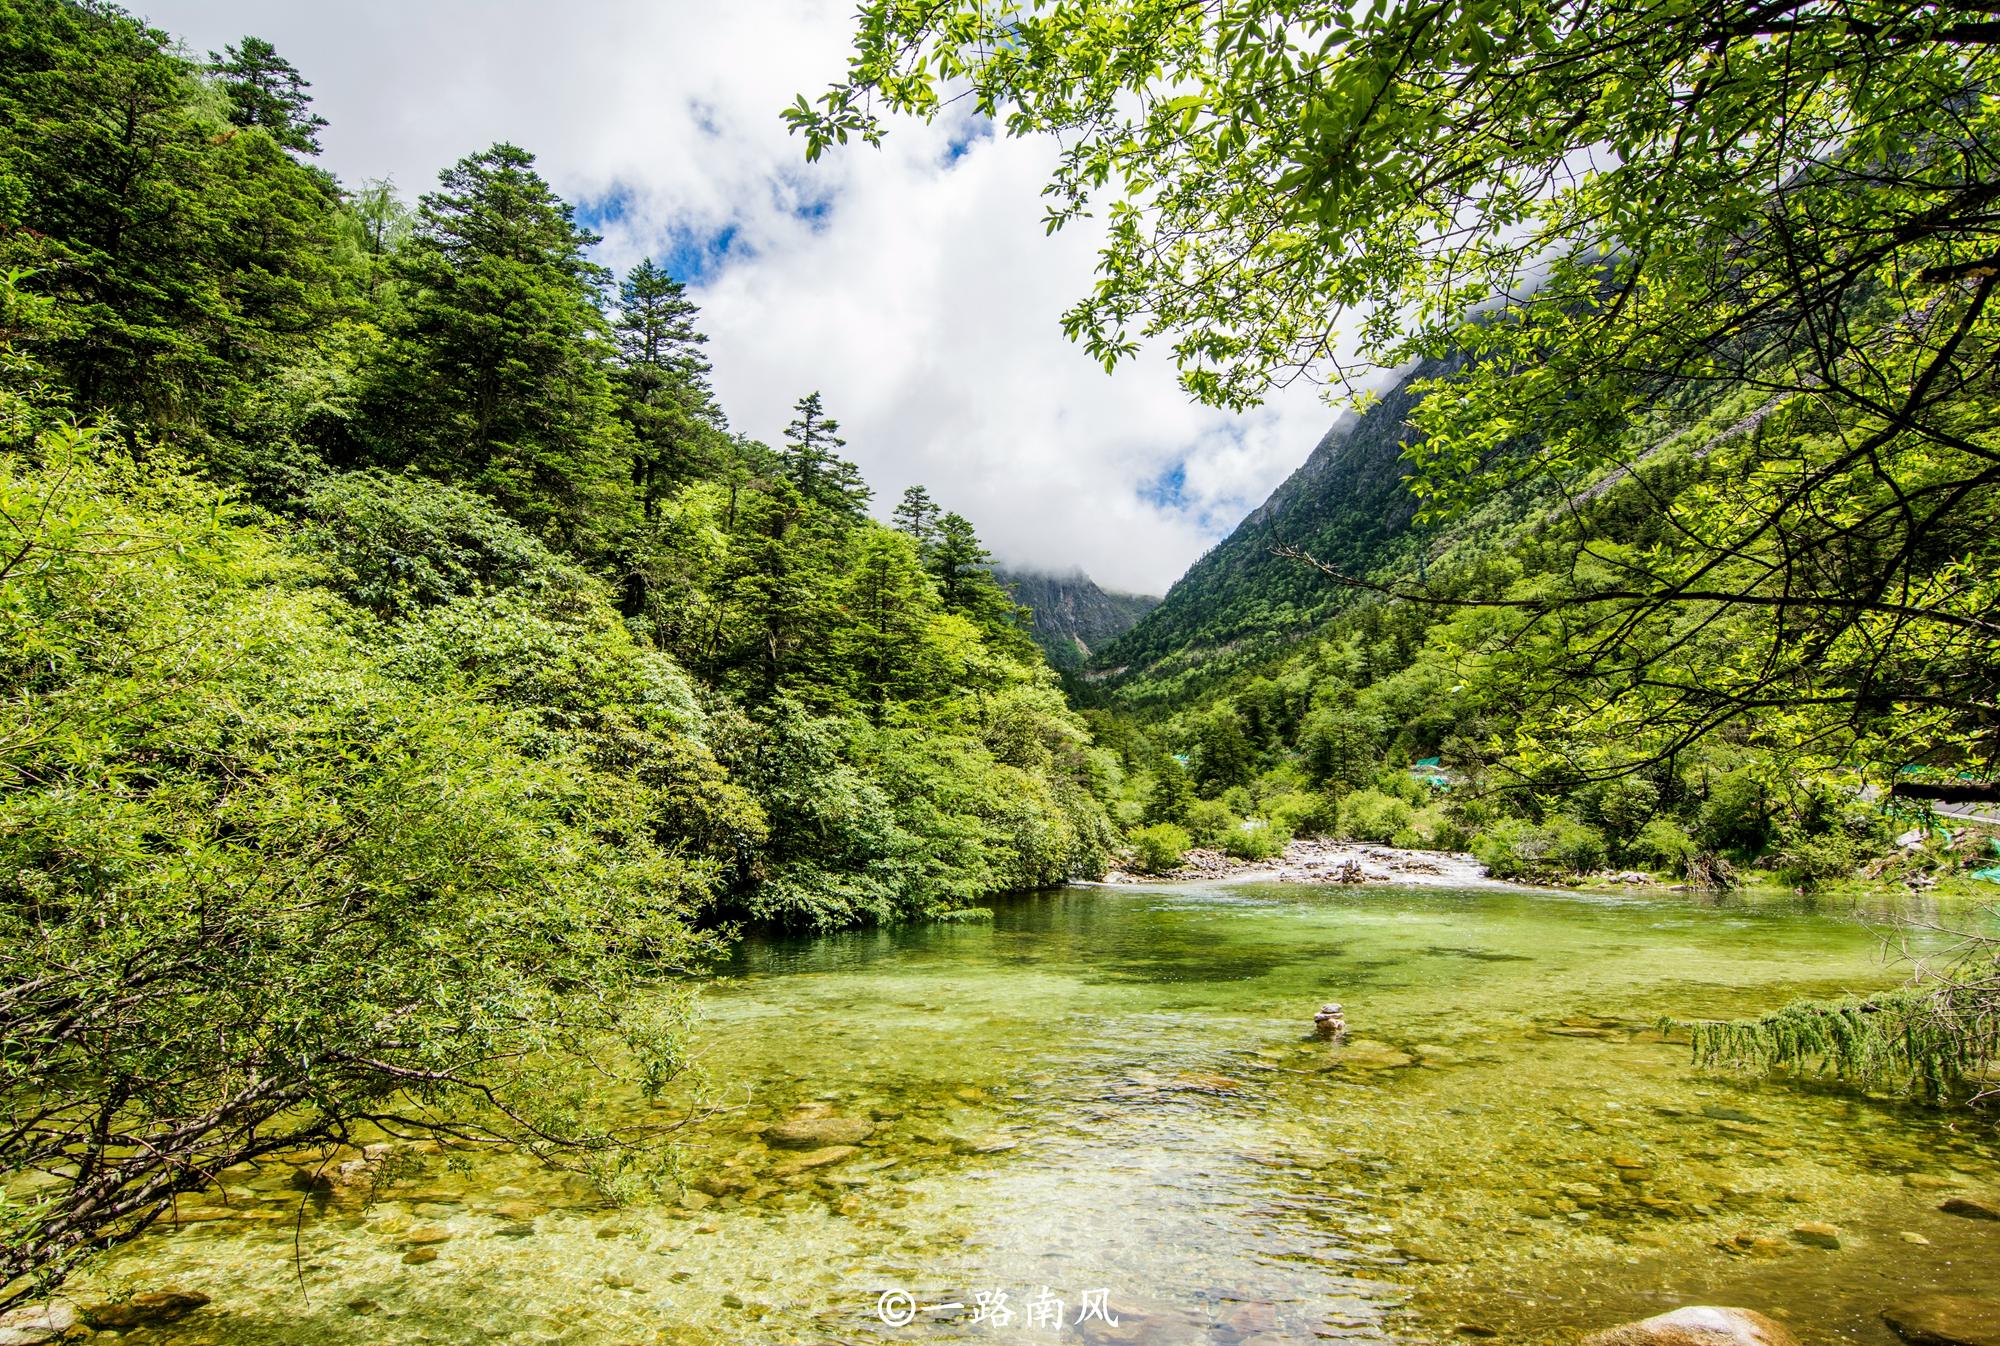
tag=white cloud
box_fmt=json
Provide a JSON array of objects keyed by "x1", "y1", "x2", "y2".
[{"x1": 140, "y1": 0, "x2": 1336, "y2": 593}]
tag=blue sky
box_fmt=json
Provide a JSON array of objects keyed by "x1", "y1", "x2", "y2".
[{"x1": 141, "y1": 0, "x2": 1338, "y2": 593}]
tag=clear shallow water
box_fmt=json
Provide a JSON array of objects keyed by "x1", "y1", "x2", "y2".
[{"x1": 82, "y1": 882, "x2": 2000, "y2": 1346}]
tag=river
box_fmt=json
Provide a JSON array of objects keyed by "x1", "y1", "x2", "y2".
[{"x1": 80, "y1": 881, "x2": 2000, "y2": 1345}]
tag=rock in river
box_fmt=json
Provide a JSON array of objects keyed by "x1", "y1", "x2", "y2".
[
  {"x1": 0, "y1": 1301, "x2": 77, "y2": 1346},
  {"x1": 1332, "y1": 1040, "x2": 1416, "y2": 1070},
  {"x1": 774, "y1": 1144, "x2": 860, "y2": 1176},
  {"x1": 1581, "y1": 1306, "x2": 1799, "y2": 1346},
  {"x1": 84, "y1": 1290, "x2": 212, "y2": 1331},
  {"x1": 765, "y1": 1115, "x2": 874, "y2": 1149},
  {"x1": 398, "y1": 1224, "x2": 454, "y2": 1245},
  {"x1": 1884, "y1": 1295, "x2": 2000, "y2": 1346},
  {"x1": 1939, "y1": 1196, "x2": 2000, "y2": 1221}
]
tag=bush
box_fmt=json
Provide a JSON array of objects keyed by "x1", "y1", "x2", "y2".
[
  {"x1": 1634, "y1": 817, "x2": 1697, "y2": 871},
  {"x1": 1184, "y1": 798, "x2": 1237, "y2": 849},
  {"x1": 1543, "y1": 817, "x2": 1609, "y2": 874},
  {"x1": 1774, "y1": 828, "x2": 1863, "y2": 892},
  {"x1": 1416, "y1": 804, "x2": 1473, "y2": 852},
  {"x1": 1592, "y1": 772, "x2": 1656, "y2": 844},
  {"x1": 1338, "y1": 788, "x2": 1415, "y2": 843},
  {"x1": 300, "y1": 469, "x2": 573, "y2": 615},
  {"x1": 1373, "y1": 769, "x2": 1431, "y2": 805},
  {"x1": 1473, "y1": 816, "x2": 1608, "y2": 880},
  {"x1": 1268, "y1": 790, "x2": 1338, "y2": 838},
  {"x1": 1221, "y1": 818, "x2": 1291, "y2": 861},
  {"x1": 1699, "y1": 766, "x2": 1774, "y2": 852},
  {"x1": 0, "y1": 444, "x2": 727, "y2": 1296},
  {"x1": 1127, "y1": 823, "x2": 1192, "y2": 874}
]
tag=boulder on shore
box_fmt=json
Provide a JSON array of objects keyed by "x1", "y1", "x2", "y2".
[{"x1": 1580, "y1": 1307, "x2": 1799, "y2": 1346}]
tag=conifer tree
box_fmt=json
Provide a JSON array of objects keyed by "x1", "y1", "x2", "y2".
[
  {"x1": 779, "y1": 391, "x2": 869, "y2": 517},
  {"x1": 347, "y1": 178, "x2": 409, "y2": 297},
  {"x1": 364, "y1": 142, "x2": 630, "y2": 552},
  {"x1": 1143, "y1": 757, "x2": 1195, "y2": 826},
  {"x1": 928, "y1": 509, "x2": 1034, "y2": 651},
  {"x1": 892, "y1": 483, "x2": 942, "y2": 557},
  {"x1": 841, "y1": 527, "x2": 947, "y2": 717},
  {"x1": 614, "y1": 259, "x2": 719, "y2": 515},
  {"x1": 929, "y1": 511, "x2": 988, "y2": 609},
  {"x1": 0, "y1": 1, "x2": 344, "y2": 428},
  {"x1": 209, "y1": 36, "x2": 326, "y2": 155},
  {"x1": 723, "y1": 483, "x2": 843, "y2": 702}
]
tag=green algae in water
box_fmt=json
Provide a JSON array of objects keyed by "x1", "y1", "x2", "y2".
[{"x1": 74, "y1": 884, "x2": 2000, "y2": 1345}]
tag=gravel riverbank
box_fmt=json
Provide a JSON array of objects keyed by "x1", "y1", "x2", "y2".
[{"x1": 1098, "y1": 837, "x2": 1518, "y2": 888}]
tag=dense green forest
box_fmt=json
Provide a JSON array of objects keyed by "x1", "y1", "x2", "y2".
[{"x1": 0, "y1": 0, "x2": 1114, "y2": 1297}]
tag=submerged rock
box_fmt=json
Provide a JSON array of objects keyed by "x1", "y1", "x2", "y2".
[
  {"x1": 1394, "y1": 1241, "x2": 1451, "y2": 1264},
  {"x1": 774, "y1": 1144, "x2": 860, "y2": 1175},
  {"x1": 1333, "y1": 1040, "x2": 1416, "y2": 1070},
  {"x1": 1906, "y1": 1173, "x2": 1961, "y2": 1191},
  {"x1": 765, "y1": 1115, "x2": 874, "y2": 1148},
  {"x1": 488, "y1": 1199, "x2": 546, "y2": 1222},
  {"x1": 1883, "y1": 1295, "x2": 2000, "y2": 1346},
  {"x1": 1790, "y1": 1221, "x2": 1842, "y2": 1249},
  {"x1": 1581, "y1": 1307, "x2": 1799, "y2": 1346},
  {"x1": 1940, "y1": 1195, "x2": 2000, "y2": 1221},
  {"x1": 1719, "y1": 1232, "x2": 1791, "y2": 1258},
  {"x1": 84, "y1": 1290, "x2": 212, "y2": 1331}
]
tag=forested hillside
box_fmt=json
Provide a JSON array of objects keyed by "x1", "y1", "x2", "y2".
[
  {"x1": 0, "y1": 0, "x2": 1114, "y2": 1289},
  {"x1": 1095, "y1": 351, "x2": 1537, "y2": 702}
]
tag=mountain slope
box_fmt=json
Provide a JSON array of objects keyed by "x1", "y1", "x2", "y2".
[
  {"x1": 1096, "y1": 354, "x2": 1462, "y2": 694},
  {"x1": 998, "y1": 568, "x2": 1160, "y2": 671}
]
